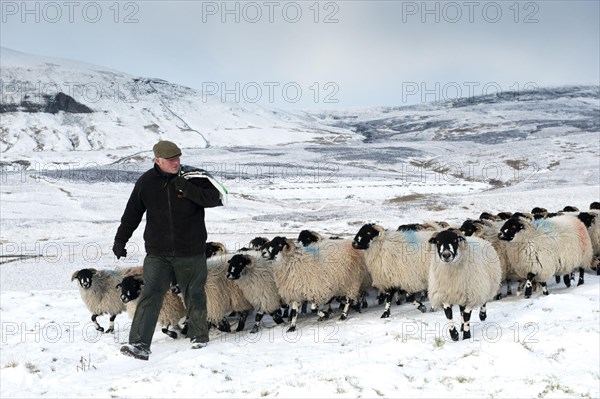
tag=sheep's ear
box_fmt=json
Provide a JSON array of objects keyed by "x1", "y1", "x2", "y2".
[
  {"x1": 428, "y1": 236, "x2": 437, "y2": 244},
  {"x1": 116, "y1": 283, "x2": 122, "y2": 289},
  {"x1": 373, "y1": 224, "x2": 384, "y2": 234},
  {"x1": 71, "y1": 271, "x2": 79, "y2": 281},
  {"x1": 89, "y1": 268, "x2": 98, "y2": 275}
]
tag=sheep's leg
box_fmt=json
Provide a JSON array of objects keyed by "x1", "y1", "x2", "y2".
[
  {"x1": 516, "y1": 279, "x2": 525, "y2": 296},
  {"x1": 443, "y1": 304, "x2": 459, "y2": 341},
  {"x1": 380, "y1": 289, "x2": 395, "y2": 318},
  {"x1": 570, "y1": 271, "x2": 575, "y2": 283},
  {"x1": 407, "y1": 292, "x2": 427, "y2": 313},
  {"x1": 250, "y1": 312, "x2": 265, "y2": 334},
  {"x1": 161, "y1": 324, "x2": 178, "y2": 339},
  {"x1": 270, "y1": 311, "x2": 284, "y2": 325},
  {"x1": 459, "y1": 305, "x2": 473, "y2": 340},
  {"x1": 506, "y1": 279, "x2": 513, "y2": 296},
  {"x1": 302, "y1": 301, "x2": 309, "y2": 314},
  {"x1": 555, "y1": 275, "x2": 561, "y2": 284},
  {"x1": 91, "y1": 314, "x2": 104, "y2": 333},
  {"x1": 217, "y1": 318, "x2": 231, "y2": 333},
  {"x1": 287, "y1": 301, "x2": 300, "y2": 333},
  {"x1": 181, "y1": 319, "x2": 188, "y2": 336},
  {"x1": 377, "y1": 291, "x2": 385, "y2": 305},
  {"x1": 540, "y1": 282, "x2": 549, "y2": 295},
  {"x1": 563, "y1": 274, "x2": 571, "y2": 288},
  {"x1": 339, "y1": 296, "x2": 352, "y2": 321},
  {"x1": 235, "y1": 311, "x2": 248, "y2": 332},
  {"x1": 281, "y1": 303, "x2": 290, "y2": 319},
  {"x1": 395, "y1": 289, "x2": 406, "y2": 305},
  {"x1": 105, "y1": 314, "x2": 117, "y2": 334},
  {"x1": 524, "y1": 273, "x2": 536, "y2": 298},
  {"x1": 318, "y1": 298, "x2": 335, "y2": 321},
  {"x1": 478, "y1": 303, "x2": 487, "y2": 321},
  {"x1": 361, "y1": 290, "x2": 369, "y2": 309},
  {"x1": 577, "y1": 267, "x2": 585, "y2": 286}
]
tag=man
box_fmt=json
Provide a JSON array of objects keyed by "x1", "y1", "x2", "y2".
[{"x1": 113, "y1": 140, "x2": 224, "y2": 360}]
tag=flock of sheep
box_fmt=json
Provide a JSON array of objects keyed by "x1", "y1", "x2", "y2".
[{"x1": 72, "y1": 201, "x2": 600, "y2": 343}]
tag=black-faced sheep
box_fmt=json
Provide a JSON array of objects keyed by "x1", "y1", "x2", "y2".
[
  {"x1": 226, "y1": 254, "x2": 285, "y2": 333},
  {"x1": 264, "y1": 236, "x2": 368, "y2": 332},
  {"x1": 498, "y1": 214, "x2": 593, "y2": 298},
  {"x1": 117, "y1": 273, "x2": 187, "y2": 338},
  {"x1": 352, "y1": 223, "x2": 435, "y2": 318},
  {"x1": 459, "y1": 219, "x2": 518, "y2": 298},
  {"x1": 428, "y1": 229, "x2": 502, "y2": 341},
  {"x1": 577, "y1": 212, "x2": 600, "y2": 276},
  {"x1": 71, "y1": 268, "x2": 128, "y2": 333},
  {"x1": 205, "y1": 254, "x2": 254, "y2": 332}
]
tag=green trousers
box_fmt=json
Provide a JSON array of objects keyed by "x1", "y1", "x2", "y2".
[{"x1": 129, "y1": 254, "x2": 208, "y2": 349}]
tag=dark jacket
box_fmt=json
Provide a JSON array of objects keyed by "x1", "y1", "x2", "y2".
[{"x1": 115, "y1": 164, "x2": 222, "y2": 256}]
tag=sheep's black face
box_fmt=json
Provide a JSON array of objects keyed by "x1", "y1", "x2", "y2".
[
  {"x1": 563, "y1": 205, "x2": 579, "y2": 212},
  {"x1": 227, "y1": 254, "x2": 252, "y2": 280},
  {"x1": 498, "y1": 219, "x2": 524, "y2": 241},
  {"x1": 429, "y1": 230, "x2": 464, "y2": 263},
  {"x1": 206, "y1": 242, "x2": 224, "y2": 259},
  {"x1": 459, "y1": 220, "x2": 480, "y2": 237},
  {"x1": 531, "y1": 207, "x2": 548, "y2": 215},
  {"x1": 249, "y1": 237, "x2": 269, "y2": 250},
  {"x1": 577, "y1": 212, "x2": 597, "y2": 228},
  {"x1": 75, "y1": 269, "x2": 94, "y2": 289},
  {"x1": 118, "y1": 276, "x2": 142, "y2": 303},
  {"x1": 479, "y1": 212, "x2": 494, "y2": 220},
  {"x1": 397, "y1": 223, "x2": 423, "y2": 232},
  {"x1": 298, "y1": 230, "x2": 319, "y2": 247},
  {"x1": 496, "y1": 212, "x2": 513, "y2": 221},
  {"x1": 352, "y1": 224, "x2": 379, "y2": 250},
  {"x1": 591, "y1": 202, "x2": 600, "y2": 210},
  {"x1": 263, "y1": 236, "x2": 288, "y2": 260}
]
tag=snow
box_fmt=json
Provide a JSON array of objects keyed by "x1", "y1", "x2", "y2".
[{"x1": 1, "y1": 49, "x2": 600, "y2": 398}]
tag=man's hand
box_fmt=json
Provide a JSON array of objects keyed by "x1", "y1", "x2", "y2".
[
  {"x1": 172, "y1": 176, "x2": 189, "y2": 193},
  {"x1": 112, "y1": 241, "x2": 127, "y2": 259}
]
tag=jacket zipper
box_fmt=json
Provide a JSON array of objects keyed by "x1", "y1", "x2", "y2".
[{"x1": 166, "y1": 177, "x2": 176, "y2": 256}]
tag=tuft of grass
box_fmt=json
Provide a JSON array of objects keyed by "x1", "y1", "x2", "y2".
[
  {"x1": 373, "y1": 389, "x2": 385, "y2": 397},
  {"x1": 434, "y1": 337, "x2": 445, "y2": 348},
  {"x1": 456, "y1": 376, "x2": 474, "y2": 384},
  {"x1": 3, "y1": 361, "x2": 19, "y2": 368},
  {"x1": 260, "y1": 390, "x2": 270, "y2": 397},
  {"x1": 25, "y1": 362, "x2": 40, "y2": 374}
]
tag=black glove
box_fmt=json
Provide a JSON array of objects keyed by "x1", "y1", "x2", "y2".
[
  {"x1": 172, "y1": 176, "x2": 189, "y2": 193},
  {"x1": 112, "y1": 241, "x2": 127, "y2": 259}
]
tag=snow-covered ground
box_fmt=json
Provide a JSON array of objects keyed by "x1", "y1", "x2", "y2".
[{"x1": 1, "y1": 50, "x2": 599, "y2": 398}]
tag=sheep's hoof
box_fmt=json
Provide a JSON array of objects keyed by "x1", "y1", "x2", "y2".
[
  {"x1": 250, "y1": 325, "x2": 260, "y2": 334},
  {"x1": 463, "y1": 331, "x2": 471, "y2": 340},
  {"x1": 494, "y1": 293, "x2": 502, "y2": 301},
  {"x1": 181, "y1": 325, "x2": 188, "y2": 336},
  {"x1": 361, "y1": 301, "x2": 368, "y2": 309},
  {"x1": 286, "y1": 326, "x2": 296, "y2": 333},
  {"x1": 479, "y1": 311, "x2": 487, "y2": 321},
  {"x1": 417, "y1": 304, "x2": 427, "y2": 313},
  {"x1": 105, "y1": 327, "x2": 114, "y2": 334},
  {"x1": 96, "y1": 326, "x2": 105, "y2": 333},
  {"x1": 449, "y1": 328, "x2": 459, "y2": 342},
  {"x1": 339, "y1": 314, "x2": 347, "y2": 321},
  {"x1": 235, "y1": 324, "x2": 245, "y2": 332},
  {"x1": 577, "y1": 278, "x2": 584, "y2": 286},
  {"x1": 162, "y1": 328, "x2": 177, "y2": 339},
  {"x1": 555, "y1": 275, "x2": 561, "y2": 284},
  {"x1": 380, "y1": 310, "x2": 390, "y2": 319}
]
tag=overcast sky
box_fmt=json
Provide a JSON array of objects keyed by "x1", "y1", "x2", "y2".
[{"x1": 1, "y1": 1, "x2": 599, "y2": 108}]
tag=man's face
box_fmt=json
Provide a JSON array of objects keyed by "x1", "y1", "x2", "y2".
[{"x1": 156, "y1": 157, "x2": 180, "y2": 174}]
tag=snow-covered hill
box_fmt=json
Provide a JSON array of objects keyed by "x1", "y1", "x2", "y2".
[{"x1": 0, "y1": 47, "x2": 351, "y2": 160}]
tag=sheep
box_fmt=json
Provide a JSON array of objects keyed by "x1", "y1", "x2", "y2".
[
  {"x1": 205, "y1": 254, "x2": 254, "y2": 332},
  {"x1": 296, "y1": 230, "x2": 372, "y2": 312},
  {"x1": 352, "y1": 223, "x2": 436, "y2": 318},
  {"x1": 71, "y1": 268, "x2": 129, "y2": 333},
  {"x1": 206, "y1": 241, "x2": 226, "y2": 258},
  {"x1": 498, "y1": 214, "x2": 593, "y2": 298},
  {"x1": 264, "y1": 236, "x2": 368, "y2": 332},
  {"x1": 226, "y1": 253, "x2": 285, "y2": 333},
  {"x1": 577, "y1": 212, "x2": 600, "y2": 276},
  {"x1": 428, "y1": 229, "x2": 502, "y2": 341},
  {"x1": 459, "y1": 219, "x2": 518, "y2": 299},
  {"x1": 116, "y1": 273, "x2": 187, "y2": 338}
]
